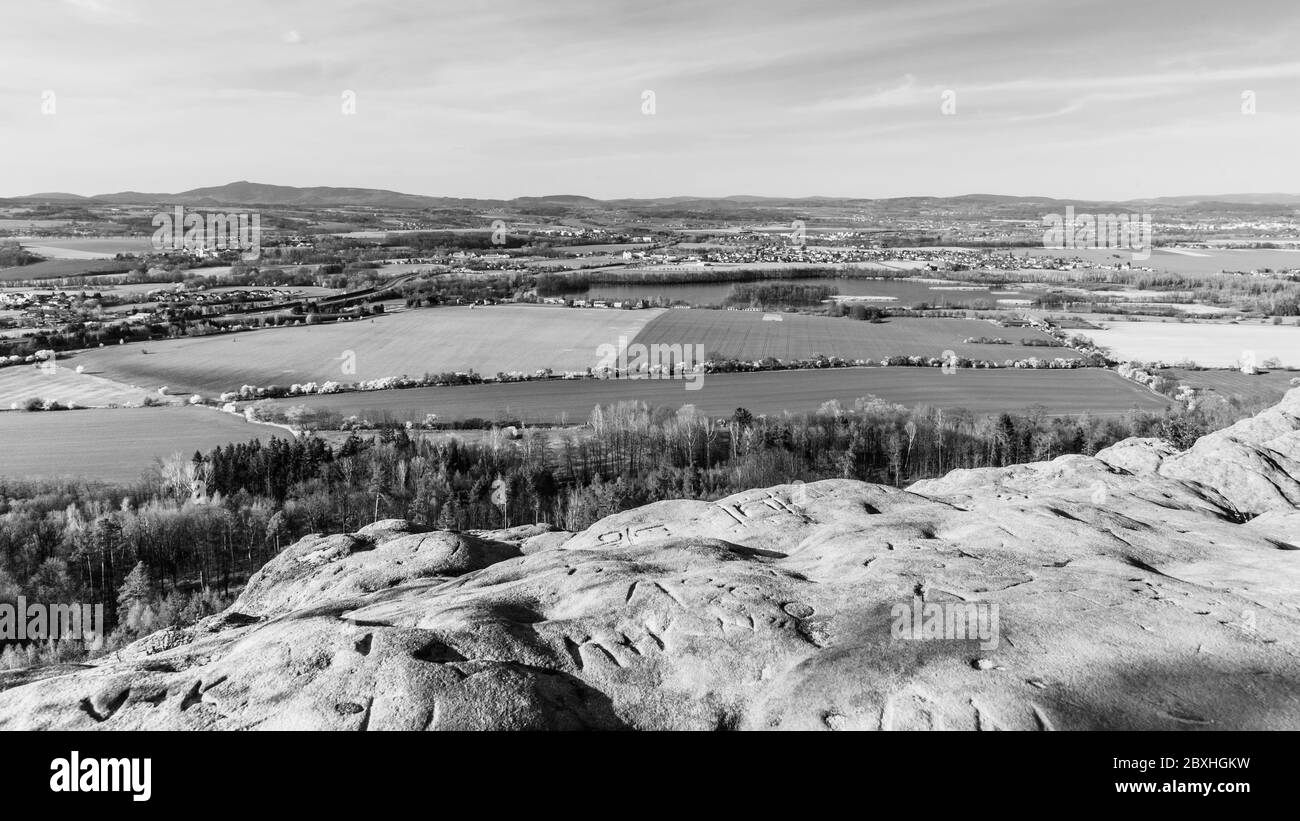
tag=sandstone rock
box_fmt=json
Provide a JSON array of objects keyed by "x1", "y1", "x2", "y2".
[
  {"x1": 355, "y1": 518, "x2": 419, "y2": 540},
  {"x1": 1158, "y1": 436, "x2": 1300, "y2": 515},
  {"x1": 1152, "y1": 387, "x2": 1300, "y2": 516},
  {"x1": 1, "y1": 390, "x2": 1298, "y2": 731},
  {"x1": 520, "y1": 531, "x2": 573, "y2": 554},
  {"x1": 1095, "y1": 437, "x2": 1177, "y2": 474},
  {"x1": 234, "y1": 528, "x2": 520, "y2": 619}
]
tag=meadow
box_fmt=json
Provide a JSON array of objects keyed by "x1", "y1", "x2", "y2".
[
  {"x1": 631, "y1": 310, "x2": 1078, "y2": 362},
  {"x1": 65, "y1": 305, "x2": 1084, "y2": 399},
  {"x1": 0, "y1": 406, "x2": 273, "y2": 482},
  {"x1": 265, "y1": 367, "x2": 1171, "y2": 425},
  {"x1": 0, "y1": 257, "x2": 134, "y2": 281},
  {"x1": 69, "y1": 304, "x2": 667, "y2": 396},
  {"x1": 0, "y1": 364, "x2": 162, "y2": 408},
  {"x1": 555, "y1": 276, "x2": 1036, "y2": 306},
  {"x1": 1082, "y1": 319, "x2": 1300, "y2": 367},
  {"x1": 21, "y1": 237, "x2": 153, "y2": 258},
  {"x1": 1159, "y1": 367, "x2": 1299, "y2": 403},
  {"x1": 1015, "y1": 246, "x2": 1300, "y2": 275}
]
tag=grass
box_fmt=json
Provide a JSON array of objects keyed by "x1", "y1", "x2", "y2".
[
  {"x1": 21, "y1": 237, "x2": 153, "y2": 258},
  {"x1": 631, "y1": 310, "x2": 1079, "y2": 362},
  {"x1": 70, "y1": 304, "x2": 667, "y2": 396},
  {"x1": 0, "y1": 364, "x2": 165, "y2": 408},
  {"x1": 0, "y1": 258, "x2": 134, "y2": 281},
  {"x1": 263, "y1": 367, "x2": 1172, "y2": 425},
  {"x1": 1082, "y1": 319, "x2": 1300, "y2": 368},
  {"x1": 0, "y1": 406, "x2": 274, "y2": 483},
  {"x1": 68, "y1": 305, "x2": 1091, "y2": 402},
  {"x1": 1013, "y1": 246, "x2": 1300, "y2": 275},
  {"x1": 1159, "y1": 367, "x2": 1300, "y2": 403}
]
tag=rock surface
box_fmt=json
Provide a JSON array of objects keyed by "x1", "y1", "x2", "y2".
[{"x1": 2, "y1": 390, "x2": 1299, "y2": 731}]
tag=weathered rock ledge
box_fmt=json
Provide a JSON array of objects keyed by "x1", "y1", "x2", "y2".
[{"x1": 2, "y1": 389, "x2": 1297, "y2": 730}]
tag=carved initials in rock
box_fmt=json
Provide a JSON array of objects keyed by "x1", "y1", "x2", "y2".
[
  {"x1": 715, "y1": 491, "x2": 811, "y2": 527},
  {"x1": 596, "y1": 523, "x2": 671, "y2": 545}
]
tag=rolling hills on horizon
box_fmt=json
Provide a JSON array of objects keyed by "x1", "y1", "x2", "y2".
[{"x1": 5, "y1": 181, "x2": 1300, "y2": 211}]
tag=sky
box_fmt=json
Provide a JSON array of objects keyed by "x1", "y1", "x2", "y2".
[{"x1": 2, "y1": 0, "x2": 1299, "y2": 200}]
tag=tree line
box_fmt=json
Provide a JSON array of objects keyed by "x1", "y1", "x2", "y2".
[{"x1": 0, "y1": 390, "x2": 1272, "y2": 669}]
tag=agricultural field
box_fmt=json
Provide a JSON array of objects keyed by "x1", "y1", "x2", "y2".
[
  {"x1": 0, "y1": 218, "x2": 72, "y2": 230},
  {"x1": 0, "y1": 406, "x2": 273, "y2": 483},
  {"x1": 524, "y1": 256, "x2": 626, "y2": 269},
  {"x1": 0, "y1": 257, "x2": 133, "y2": 281},
  {"x1": 20, "y1": 237, "x2": 153, "y2": 258},
  {"x1": 1015, "y1": 246, "x2": 1300, "y2": 275},
  {"x1": 1081, "y1": 319, "x2": 1300, "y2": 368},
  {"x1": 0, "y1": 364, "x2": 166, "y2": 409},
  {"x1": 631, "y1": 310, "x2": 1079, "y2": 362},
  {"x1": 373, "y1": 262, "x2": 448, "y2": 277},
  {"x1": 69, "y1": 304, "x2": 668, "y2": 396},
  {"x1": 561, "y1": 244, "x2": 655, "y2": 254},
  {"x1": 1159, "y1": 367, "x2": 1300, "y2": 404},
  {"x1": 264, "y1": 367, "x2": 1171, "y2": 425}
]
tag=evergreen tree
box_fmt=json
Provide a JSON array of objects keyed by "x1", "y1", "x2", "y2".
[{"x1": 116, "y1": 561, "x2": 152, "y2": 632}]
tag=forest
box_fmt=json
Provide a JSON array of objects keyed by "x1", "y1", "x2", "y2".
[{"x1": 0, "y1": 389, "x2": 1269, "y2": 670}]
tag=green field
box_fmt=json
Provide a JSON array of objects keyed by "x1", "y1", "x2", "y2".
[
  {"x1": 0, "y1": 406, "x2": 274, "y2": 483},
  {"x1": 1159, "y1": 367, "x2": 1300, "y2": 403},
  {"x1": 69, "y1": 306, "x2": 1081, "y2": 399},
  {"x1": 0, "y1": 257, "x2": 134, "y2": 281},
  {"x1": 68, "y1": 305, "x2": 1086, "y2": 400},
  {"x1": 71, "y1": 304, "x2": 667, "y2": 396},
  {"x1": 22, "y1": 237, "x2": 153, "y2": 258},
  {"x1": 0, "y1": 364, "x2": 164, "y2": 408},
  {"x1": 631, "y1": 310, "x2": 1079, "y2": 362},
  {"x1": 1016, "y1": 246, "x2": 1300, "y2": 276},
  {"x1": 1082, "y1": 319, "x2": 1300, "y2": 368},
  {"x1": 264, "y1": 367, "x2": 1171, "y2": 424}
]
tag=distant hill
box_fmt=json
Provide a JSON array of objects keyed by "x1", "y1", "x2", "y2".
[
  {"x1": 511, "y1": 194, "x2": 607, "y2": 208},
  {"x1": 15, "y1": 192, "x2": 90, "y2": 201},
  {"x1": 1141, "y1": 193, "x2": 1300, "y2": 206},
  {"x1": 90, "y1": 181, "x2": 445, "y2": 209},
  {"x1": 10, "y1": 182, "x2": 1300, "y2": 210},
  {"x1": 92, "y1": 191, "x2": 180, "y2": 204}
]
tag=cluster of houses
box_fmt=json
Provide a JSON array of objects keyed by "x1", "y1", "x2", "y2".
[
  {"x1": 147, "y1": 286, "x2": 303, "y2": 307},
  {"x1": 0, "y1": 291, "x2": 88, "y2": 326},
  {"x1": 693, "y1": 238, "x2": 1159, "y2": 274},
  {"x1": 696, "y1": 244, "x2": 892, "y2": 266},
  {"x1": 542, "y1": 297, "x2": 653, "y2": 309}
]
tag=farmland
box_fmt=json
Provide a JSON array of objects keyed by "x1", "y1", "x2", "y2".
[
  {"x1": 20, "y1": 237, "x2": 153, "y2": 258},
  {"x1": 63, "y1": 305, "x2": 1084, "y2": 399},
  {"x1": 1159, "y1": 367, "x2": 1300, "y2": 403},
  {"x1": 69, "y1": 304, "x2": 667, "y2": 396},
  {"x1": 262, "y1": 367, "x2": 1171, "y2": 425},
  {"x1": 0, "y1": 257, "x2": 134, "y2": 281},
  {"x1": 631, "y1": 310, "x2": 1079, "y2": 362},
  {"x1": 1016, "y1": 246, "x2": 1300, "y2": 276},
  {"x1": 0, "y1": 364, "x2": 164, "y2": 408},
  {"x1": 555, "y1": 276, "x2": 1038, "y2": 307},
  {"x1": 0, "y1": 406, "x2": 273, "y2": 483},
  {"x1": 1081, "y1": 319, "x2": 1300, "y2": 367}
]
